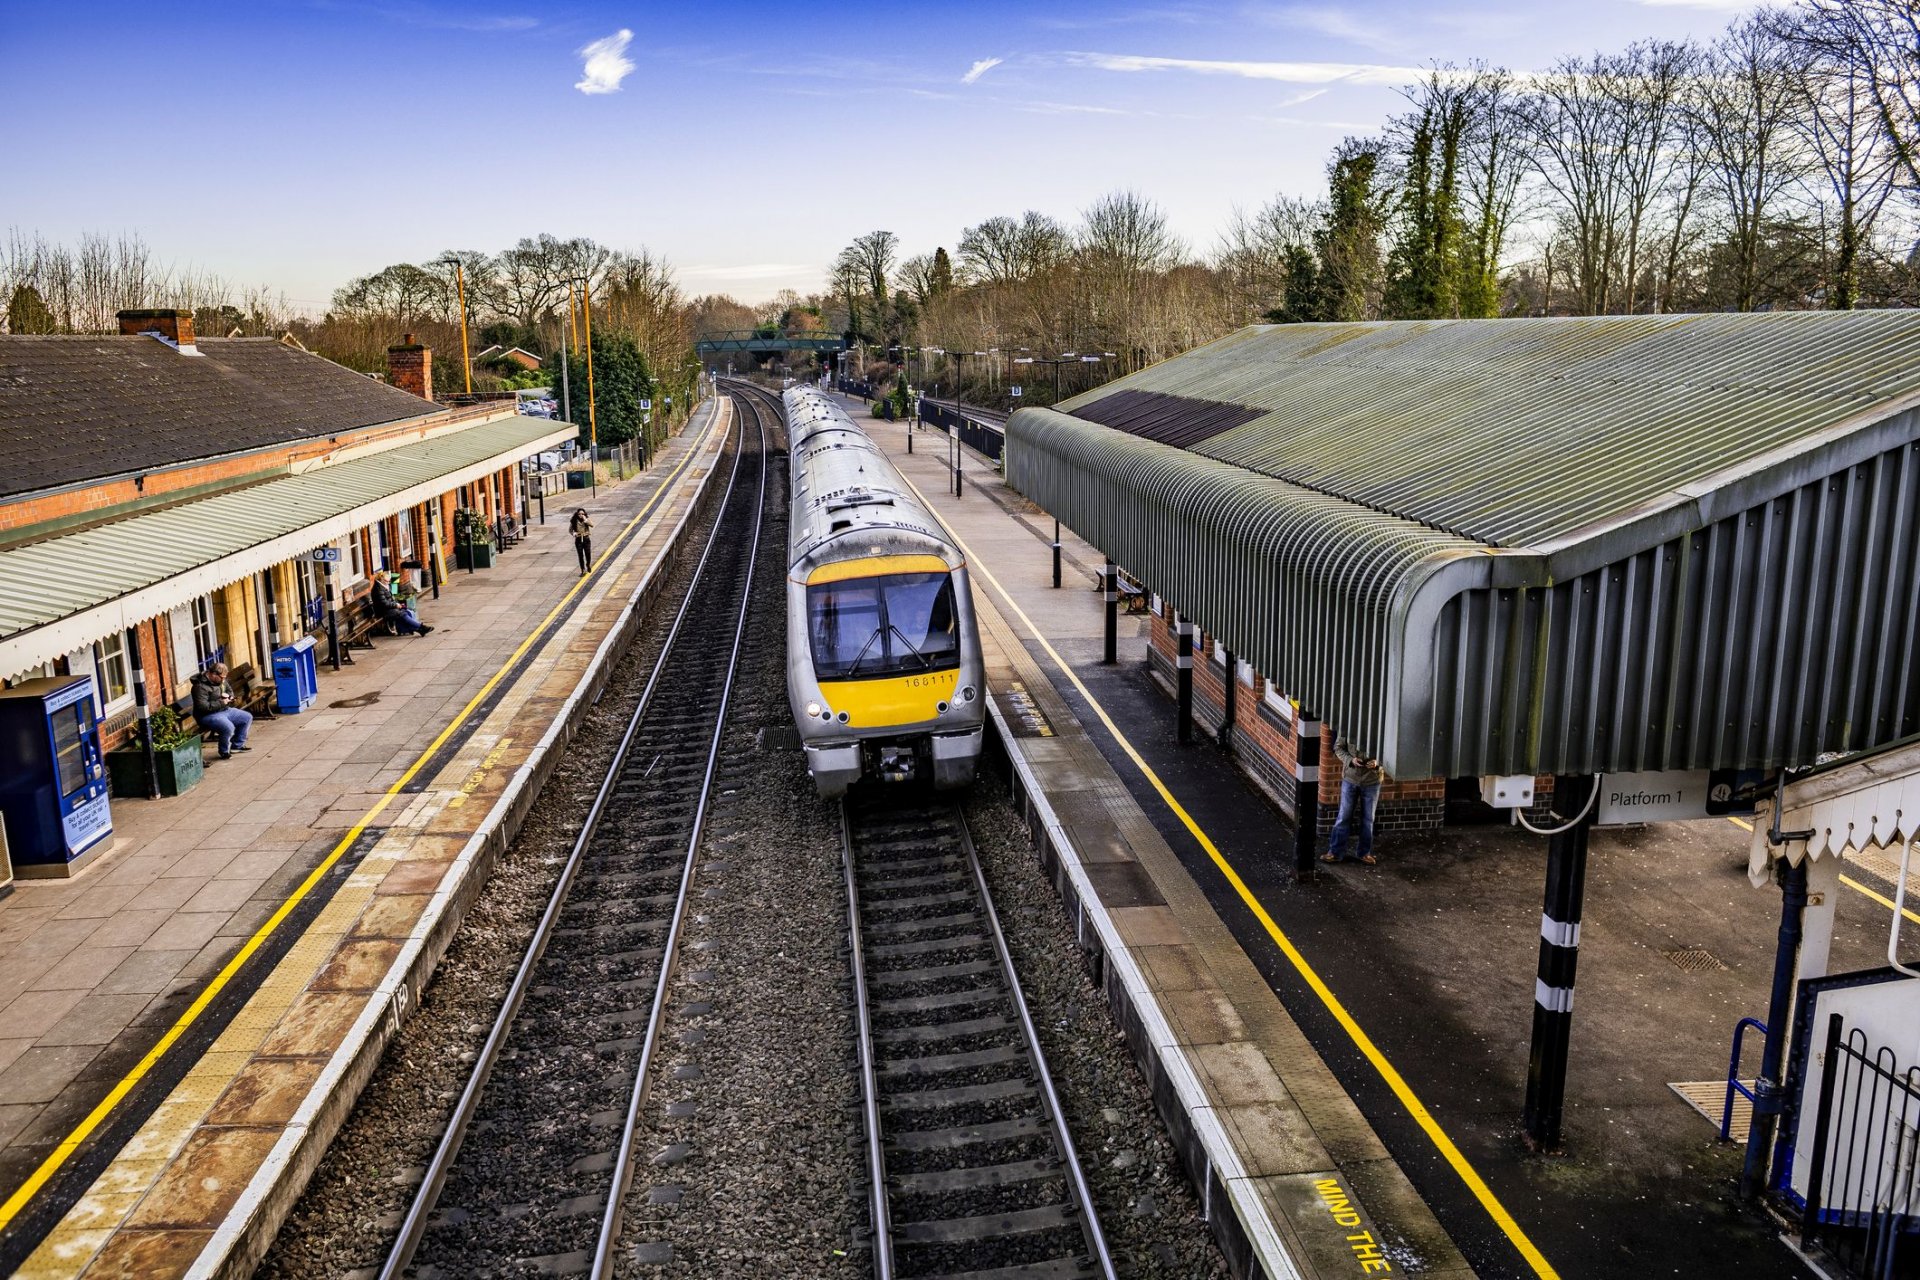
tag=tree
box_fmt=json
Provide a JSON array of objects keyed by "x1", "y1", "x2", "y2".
[
  {"x1": 1315, "y1": 141, "x2": 1389, "y2": 321},
  {"x1": 1691, "y1": 18, "x2": 1809, "y2": 311},
  {"x1": 6, "y1": 283, "x2": 56, "y2": 334},
  {"x1": 931, "y1": 248, "x2": 954, "y2": 296},
  {"x1": 544, "y1": 331, "x2": 654, "y2": 447}
]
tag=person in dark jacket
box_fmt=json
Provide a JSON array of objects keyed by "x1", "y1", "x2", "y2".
[
  {"x1": 191, "y1": 663, "x2": 252, "y2": 759},
  {"x1": 372, "y1": 571, "x2": 432, "y2": 635},
  {"x1": 1322, "y1": 736, "x2": 1383, "y2": 865},
  {"x1": 569, "y1": 509, "x2": 593, "y2": 574}
]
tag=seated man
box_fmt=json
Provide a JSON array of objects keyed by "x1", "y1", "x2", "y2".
[
  {"x1": 191, "y1": 662, "x2": 253, "y2": 760},
  {"x1": 372, "y1": 570, "x2": 433, "y2": 636}
]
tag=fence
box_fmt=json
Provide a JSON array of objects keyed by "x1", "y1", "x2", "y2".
[
  {"x1": 1797, "y1": 1013, "x2": 1919, "y2": 1279},
  {"x1": 918, "y1": 399, "x2": 1006, "y2": 463}
]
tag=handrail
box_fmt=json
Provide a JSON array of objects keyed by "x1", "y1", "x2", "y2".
[{"x1": 1722, "y1": 1016, "x2": 1769, "y2": 1140}]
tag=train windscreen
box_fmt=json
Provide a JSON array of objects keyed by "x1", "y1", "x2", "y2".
[{"x1": 809, "y1": 572, "x2": 959, "y2": 680}]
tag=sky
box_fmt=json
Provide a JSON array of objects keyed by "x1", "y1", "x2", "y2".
[{"x1": 1, "y1": 0, "x2": 1757, "y2": 313}]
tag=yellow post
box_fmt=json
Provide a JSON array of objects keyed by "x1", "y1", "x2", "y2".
[
  {"x1": 579, "y1": 276, "x2": 598, "y2": 497},
  {"x1": 454, "y1": 258, "x2": 473, "y2": 395}
]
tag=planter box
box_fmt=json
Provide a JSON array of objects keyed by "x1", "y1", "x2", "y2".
[
  {"x1": 455, "y1": 541, "x2": 497, "y2": 570},
  {"x1": 107, "y1": 739, "x2": 205, "y2": 798}
]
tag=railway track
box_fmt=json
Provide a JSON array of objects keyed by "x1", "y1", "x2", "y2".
[
  {"x1": 378, "y1": 389, "x2": 769, "y2": 1279},
  {"x1": 842, "y1": 797, "x2": 1117, "y2": 1280}
]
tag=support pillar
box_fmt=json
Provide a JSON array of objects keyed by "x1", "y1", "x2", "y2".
[
  {"x1": 323, "y1": 559, "x2": 343, "y2": 671},
  {"x1": 1051, "y1": 519, "x2": 1062, "y2": 589},
  {"x1": 1102, "y1": 561, "x2": 1118, "y2": 665},
  {"x1": 1524, "y1": 774, "x2": 1596, "y2": 1152},
  {"x1": 1743, "y1": 856, "x2": 1810, "y2": 1198},
  {"x1": 1292, "y1": 712, "x2": 1321, "y2": 877},
  {"x1": 127, "y1": 625, "x2": 159, "y2": 800},
  {"x1": 1175, "y1": 617, "x2": 1194, "y2": 744},
  {"x1": 1219, "y1": 649, "x2": 1237, "y2": 748}
]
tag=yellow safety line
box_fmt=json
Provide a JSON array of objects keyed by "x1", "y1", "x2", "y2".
[
  {"x1": 896, "y1": 472, "x2": 1562, "y2": 1280},
  {"x1": 0, "y1": 412, "x2": 717, "y2": 1233},
  {"x1": 1725, "y1": 816, "x2": 1920, "y2": 926}
]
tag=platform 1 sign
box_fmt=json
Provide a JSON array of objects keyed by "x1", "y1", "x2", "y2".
[{"x1": 1596, "y1": 768, "x2": 1757, "y2": 826}]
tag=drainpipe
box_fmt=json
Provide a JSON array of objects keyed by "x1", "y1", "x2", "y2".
[
  {"x1": 1219, "y1": 649, "x2": 1237, "y2": 749},
  {"x1": 1742, "y1": 775, "x2": 1816, "y2": 1199}
]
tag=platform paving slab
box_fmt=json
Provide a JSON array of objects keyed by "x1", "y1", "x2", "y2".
[{"x1": 0, "y1": 400, "x2": 732, "y2": 1278}]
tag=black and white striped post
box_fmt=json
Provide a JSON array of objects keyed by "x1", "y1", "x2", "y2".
[
  {"x1": 1101, "y1": 561, "x2": 1119, "y2": 665},
  {"x1": 1051, "y1": 519, "x2": 1062, "y2": 589},
  {"x1": 1219, "y1": 649, "x2": 1237, "y2": 748},
  {"x1": 1292, "y1": 711, "x2": 1321, "y2": 875},
  {"x1": 1175, "y1": 617, "x2": 1195, "y2": 743},
  {"x1": 127, "y1": 625, "x2": 159, "y2": 800},
  {"x1": 1524, "y1": 774, "x2": 1596, "y2": 1150}
]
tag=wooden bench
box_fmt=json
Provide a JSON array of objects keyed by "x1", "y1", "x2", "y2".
[{"x1": 1090, "y1": 568, "x2": 1151, "y2": 614}]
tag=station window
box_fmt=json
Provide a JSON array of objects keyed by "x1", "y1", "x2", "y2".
[
  {"x1": 346, "y1": 531, "x2": 365, "y2": 583},
  {"x1": 92, "y1": 633, "x2": 132, "y2": 711},
  {"x1": 1237, "y1": 658, "x2": 1255, "y2": 686},
  {"x1": 1210, "y1": 636, "x2": 1228, "y2": 666},
  {"x1": 169, "y1": 597, "x2": 224, "y2": 675},
  {"x1": 1261, "y1": 679, "x2": 1293, "y2": 722}
]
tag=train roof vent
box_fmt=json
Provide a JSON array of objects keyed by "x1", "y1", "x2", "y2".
[{"x1": 825, "y1": 486, "x2": 893, "y2": 514}]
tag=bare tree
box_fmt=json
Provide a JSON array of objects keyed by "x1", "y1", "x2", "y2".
[{"x1": 1691, "y1": 17, "x2": 1811, "y2": 310}]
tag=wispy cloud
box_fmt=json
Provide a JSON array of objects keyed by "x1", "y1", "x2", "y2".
[
  {"x1": 1252, "y1": 4, "x2": 1402, "y2": 54},
  {"x1": 1013, "y1": 99, "x2": 1134, "y2": 116},
  {"x1": 321, "y1": 3, "x2": 537, "y2": 32},
  {"x1": 1068, "y1": 50, "x2": 1423, "y2": 85},
  {"x1": 575, "y1": 29, "x2": 635, "y2": 95},
  {"x1": 962, "y1": 57, "x2": 1004, "y2": 85},
  {"x1": 1632, "y1": 0, "x2": 1751, "y2": 7}
]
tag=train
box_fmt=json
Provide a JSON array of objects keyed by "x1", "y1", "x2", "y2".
[{"x1": 784, "y1": 386, "x2": 986, "y2": 797}]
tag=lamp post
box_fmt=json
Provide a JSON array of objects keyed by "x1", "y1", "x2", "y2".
[
  {"x1": 440, "y1": 255, "x2": 473, "y2": 396},
  {"x1": 574, "y1": 275, "x2": 598, "y2": 497}
]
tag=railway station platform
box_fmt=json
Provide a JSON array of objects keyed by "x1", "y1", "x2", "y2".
[
  {"x1": 0, "y1": 399, "x2": 732, "y2": 1279},
  {"x1": 835, "y1": 393, "x2": 1899, "y2": 1280}
]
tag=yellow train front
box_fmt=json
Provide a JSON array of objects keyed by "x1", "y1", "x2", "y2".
[{"x1": 785, "y1": 387, "x2": 986, "y2": 797}]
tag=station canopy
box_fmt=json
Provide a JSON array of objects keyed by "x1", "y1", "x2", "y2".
[{"x1": 1006, "y1": 312, "x2": 1920, "y2": 780}]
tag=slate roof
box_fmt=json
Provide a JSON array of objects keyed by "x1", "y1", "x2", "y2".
[{"x1": 0, "y1": 335, "x2": 438, "y2": 501}]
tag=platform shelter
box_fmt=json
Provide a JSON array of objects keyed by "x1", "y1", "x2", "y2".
[{"x1": 1005, "y1": 310, "x2": 1920, "y2": 1148}]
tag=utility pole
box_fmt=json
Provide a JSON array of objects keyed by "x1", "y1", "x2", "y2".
[
  {"x1": 578, "y1": 275, "x2": 598, "y2": 497},
  {"x1": 441, "y1": 255, "x2": 473, "y2": 395}
]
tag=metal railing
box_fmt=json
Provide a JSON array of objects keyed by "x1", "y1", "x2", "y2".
[
  {"x1": 1723, "y1": 1016, "x2": 1769, "y2": 1139},
  {"x1": 1797, "y1": 1013, "x2": 1918, "y2": 1279},
  {"x1": 919, "y1": 398, "x2": 1006, "y2": 463}
]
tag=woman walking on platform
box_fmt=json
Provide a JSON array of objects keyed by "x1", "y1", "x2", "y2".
[{"x1": 569, "y1": 508, "x2": 593, "y2": 575}]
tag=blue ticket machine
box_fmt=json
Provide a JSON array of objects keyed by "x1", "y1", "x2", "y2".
[
  {"x1": 273, "y1": 636, "x2": 319, "y2": 714},
  {"x1": 0, "y1": 676, "x2": 114, "y2": 873}
]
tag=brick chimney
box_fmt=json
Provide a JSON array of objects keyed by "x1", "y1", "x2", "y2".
[
  {"x1": 387, "y1": 334, "x2": 434, "y2": 401},
  {"x1": 117, "y1": 308, "x2": 198, "y2": 355}
]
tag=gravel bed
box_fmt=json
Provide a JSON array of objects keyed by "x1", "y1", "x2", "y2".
[
  {"x1": 963, "y1": 777, "x2": 1230, "y2": 1279},
  {"x1": 613, "y1": 435, "x2": 866, "y2": 1279},
  {"x1": 257, "y1": 437, "x2": 737, "y2": 1280}
]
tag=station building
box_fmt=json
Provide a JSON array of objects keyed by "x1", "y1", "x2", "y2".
[{"x1": 0, "y1": 310, "x2": 571, "y2": 871}]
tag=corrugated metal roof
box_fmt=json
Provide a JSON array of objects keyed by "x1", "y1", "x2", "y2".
[
  {"x1": 0, "y1": 415, "x2": 572, "y2": 678},
  {"x1": 1013, "y1": 313, "x2": 1920, "y2": 778},
  {"x1": 1061, "y1": 312, "x2": 1920, "y2": 549}
]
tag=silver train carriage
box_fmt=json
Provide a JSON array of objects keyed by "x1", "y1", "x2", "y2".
[{"x1": 784, "y1": 386, "x2": 986, "y2": 797}]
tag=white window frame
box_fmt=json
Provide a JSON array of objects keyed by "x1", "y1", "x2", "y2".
[
  {"x1": 345, "y1": 531, "x2": 365, "y2": 584},
  {"x1": 1237, "y1": 658, "x2": 1255, "y2": 686},
  {"x1": 91, "y1": 633, "x2": 132, "y2": 713},
  {"x1": 1262, "y1": 679, "x2": 1293, "y2": 722},
  {"x1": 1210, "y1": 635, "x2": 1228, "y2": 667}
]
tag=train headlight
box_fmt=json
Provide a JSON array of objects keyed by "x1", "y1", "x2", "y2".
[
  {"x1": 806, "y1": 701, "x2": 822, "y2": 718},
  {"x1": 961, "y1": 685, "x2": 977, "y2": 702}
]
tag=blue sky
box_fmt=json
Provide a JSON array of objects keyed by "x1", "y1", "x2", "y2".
[{"x1": 2, "y1": 0, "x2": 1753, "y2": 311}]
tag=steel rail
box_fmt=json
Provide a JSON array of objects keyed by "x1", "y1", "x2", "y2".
[
  {"x1": 838, "y1": 802, "x2": 897, "y2": 1280},
  {"x1": 956, "y1": 808, "x2": 1118, "y2": 1280},
  {"x1": 590, "y1": 387, "x2": 771, "y2": 1277},
  {"x1": 378, "y1": 397, "x2": 751, "y2": 1280}
]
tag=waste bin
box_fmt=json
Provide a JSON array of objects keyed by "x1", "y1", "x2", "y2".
[
  {"x1": 273, "y1": 636, "x2": 319, "y2": 714},
  {"x1": 566, "y1": 469, "x2": 589, "y2": 490}
]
